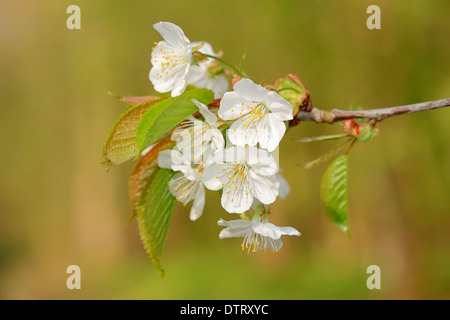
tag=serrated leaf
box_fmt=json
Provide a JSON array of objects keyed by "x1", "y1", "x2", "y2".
[
  {"x1": 298, "y1": 133, "x2": 349, "y2": 143},
  {"x1": 128, "y1": 136, "x2": 175, "y2": 223},
  {"x1": 136, "y1": 88, "x2": 214, "y2": 154},
  {"x1": 320, "y1": 155, "x2": 350, "y2": 238},
  {"x1": 136, "y1": 168, "x2": 176, "y2": 277},
  {"x1": 102, "y1": 97, "x2": 163, "y2": 169}
]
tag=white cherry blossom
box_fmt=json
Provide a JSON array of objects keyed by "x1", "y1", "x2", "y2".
[
  {"x1": 218, "y1": 78, "x2": 293, "y2": 152},
  {"x1": 217, "y1": 218, "x2": 301, "y2": 254},
  {"x1": 158, "y1": 149, "x2": 206, "y2": 221},
  {"x1": 157, "y1": 99, "x2": 225, "y2": 220},
  {"x1": 172, "y1": 99, "x2": 224, "y2": 164},
  {"x1": 187, "y1": 42, "x2": 229, "y2": 99},
  {"x1": 149, "y1": 21, "x2": 192, "y2": 97},
  {"x1": 203, "y1": 146, "x2": 279, "y2": 214}
]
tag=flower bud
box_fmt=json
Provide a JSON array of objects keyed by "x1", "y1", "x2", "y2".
[
  {"x1": 231, "y1": 74, "x2": 243, "y2": 87},
  {"x1": 344, "y1": 119, "x2": 379, "y2": 142},
  {"x1": 343, "y1": 119, "x2": 361, "y2": 136},
  {"x1": 274, "y1": 74, "x2": 311, "y2": 116}
]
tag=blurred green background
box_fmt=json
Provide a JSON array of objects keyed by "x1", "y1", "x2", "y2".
[{"x1": 1, "y1": 0, "x2": 449, "y2": 299}]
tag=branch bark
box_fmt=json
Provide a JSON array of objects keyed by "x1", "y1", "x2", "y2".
[{"x1": 293, "y1": 98, "x2": 450, "y2": 124}]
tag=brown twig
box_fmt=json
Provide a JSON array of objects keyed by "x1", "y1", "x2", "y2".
[{"x1": 293, "y1": 98, "x2": 450, "y2": 124}]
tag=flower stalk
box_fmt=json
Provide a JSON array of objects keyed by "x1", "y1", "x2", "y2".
[{"x1": 199, "y1": 53, "x2": 249, "y2": 78}]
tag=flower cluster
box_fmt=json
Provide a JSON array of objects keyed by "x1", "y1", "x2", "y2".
[{"x1": 151, "y1": 22, "x2": 301, "y2": 254}]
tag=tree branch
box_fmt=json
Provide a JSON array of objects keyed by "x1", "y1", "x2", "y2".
[{"x1": 293, "y1": 98, "x2": 450, "y2": 124}]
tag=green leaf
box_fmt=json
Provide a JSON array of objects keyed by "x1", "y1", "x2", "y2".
[
  {"x1": 136, "y1": 88, "x2": 214, "y2": 154},
  {"x1": 102, "y1": 97, "x2": 163, "y2": 169},
  {"x1": 356, "y1": 124, "x2": 379, "y2": 142},
  {"x1": 136, "y1": 168, "x2": 176, "y2": 277},
  {"x1": 320, "y1": 155, "x2": 350, "y2": 238},
  {"x1": 348, "y1": 100, "x2": 363, "y2": 111},
  {"x1": 128, "y1": 136, "x2": 175, "y2": 224},
  {"x1": 298, "y1": 133, "x2": 349, "y2": 143}
]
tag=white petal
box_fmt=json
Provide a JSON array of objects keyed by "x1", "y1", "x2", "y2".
[
  {"x1": 217, "y1": 218, "x2": 252, "y2": 228},
  {"x1": 173, "y1": 118, "x2": 203, "y2": 154},
  {"x1": 171, "y1": 164, "x2": 200, "y2": 181},
  {"x1": 171, "y1": 79, "x2": 188, "y2": 97},
  {"x1": 186, "y1": 64, "x2": 206, "y2": 84},
  {"x1": 219, "y1": 227, "x2": 251, "y2": 239},
  {"x1": 219, "y1": 227, "x2": 252, "y2": 240},
  {"x1": 203, "y1": 163, "x2": 233, "y2": 190},
  {"x1": 191, "y1": 99, "x2": 217, "y2": 125},
  {"x1": 268, "y1": 238, "x2": 283, "y2": 252},
  {"x1": 218, "y1": 219, "x2": 252, "y2": 239},
  {"x1": 159, "y1": 148, "x2": 190, "y2": 167},
  {"x1": 233, "y1": 78, "x2": 268, "y2": 102},
  {"x1": 278, "y1": 226, "x2": 301, "y2": 236},
  {"x1": 149, "y1": 65, "x2": 177, "y2": 93},
  {"x1": 227, "y1": 119, "x2": 259, "y2": 148},
  {"x1": 199, "y1": 142, "x2": 216, "y2": 165},
  {"x1": 213, "y1": 146, "x2": 246, "y2": 164},
  {"x1": 249, "y1": 170, "x2": 279, "y2": 205},
  {"x1": 220, "y1": 173, "x2": 253, "y2": 214},
  {"x1": 218, "y1": 91, "x2": 252, "y2": 120},
  {"x1": 150, "y1": 60, "x2": 190, "y2": 95},
  {"x1": 151, "y1": 41, "x2": 187, "y2": 65},
  {"x1": 190, "y1": 184, "x2": 205, "y2": 221},
  {"x1": 258, "y1": 113, "x2": 286, "y2": 152},
  {"x1": 153, "y1": 22, "x2": 190, "y2": 48},
  {"x1": 266, "y1": 91, "x2": 294, "y2": 121},
  {"x1": 210, "y1": 128, "x2": 225, "y2": 152},
  {"x1": 169, "y1": 172, "x2": 200, "y2": 204},
  {"x1": 252, "y1": 222, "x2": 283, "y2": 240},
  {"x1": 247, "y1": 147, "x2": 278, "y2": 176},
  {"x1": 191, "y1": 41, "x2": 215, "y2": 56},
  {"x1": 157, "y1": 149, "x2": 174, "y2": 169},
  {"x1": 277, "y1": 173, "x2": 290, "y2": 199},
  {"x1": 209, "y1": 75, "x2": 229, "y2": 99}
]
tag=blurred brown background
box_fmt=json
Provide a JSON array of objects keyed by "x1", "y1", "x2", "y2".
[{"x1": 0, "y1": 0, "x2": 449, "y2": 299}]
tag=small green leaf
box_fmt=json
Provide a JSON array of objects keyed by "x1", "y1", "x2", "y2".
[
  {"x1": 357, "y1": 124, "x2": 379, "y2": 142},
  {"x1": 348, "y1": 100, "x2": 363, "y2": 111},
  {"x1": 298, "y1": 133, "x2": 349, "y2": 143},
  {"x1": 136, "y1": 88, "x2": 214, "y2": 154},
  {"x1": 320, "y1": 155, "x2": 350, "y2": 238},
  {"x1": 102, "y1": 97, "x2": 163, "y2": 169},
  {"x1": 136, "y1": 168, "x2": 176, "y2": 277}
]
